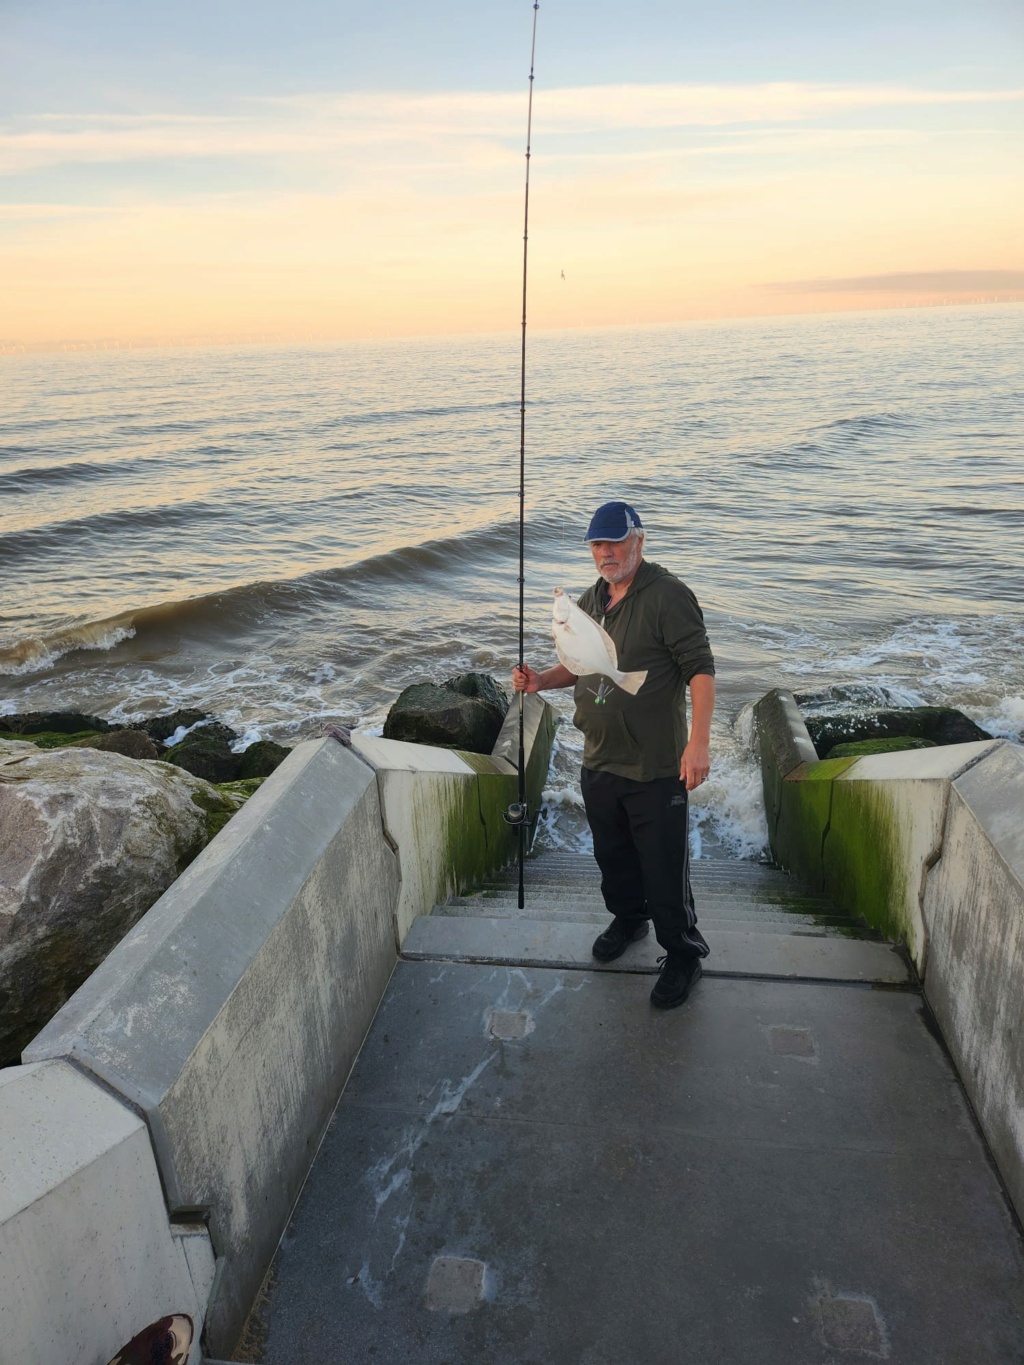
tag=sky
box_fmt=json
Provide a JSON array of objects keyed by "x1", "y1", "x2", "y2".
[{"x1": 1, "y1": 0, "x2": 1022, "y2": 348}]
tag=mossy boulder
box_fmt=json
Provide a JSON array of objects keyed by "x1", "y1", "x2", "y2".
[
  {"x1": 828, "y1": 736, "x2": 937, "y2": 759},
  {"x1": 0, "y1": 711, "x2": 111, "y2": 737},
  {"x1": 0, "y1": 739, "x2": 238, "y2": 1065},
  {"x1": 805, "y1": 705, "x2": 991, "y2": 759},
  {"x1": 216, "y1": 777, "x2": 266, "y2": 802},
  {"x1": 236, "y1": 740, "x2": 290, "y2": 779},
  {"x1": 165, "y1": 734, "x2": 239, "y2": 783},
  {"x1": 73, "y1": 730, "x2": 160, "y2": 760},
  {"x1": 383, "y1": 672, "x2": 510, "y2": 754}
]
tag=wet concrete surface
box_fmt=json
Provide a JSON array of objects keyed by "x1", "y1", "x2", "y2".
[{"x1": 249, "y1": 961, "x2": 1024, "y2": 1363}]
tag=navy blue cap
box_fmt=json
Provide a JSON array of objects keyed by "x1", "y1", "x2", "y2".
[{"x1": 583, "y1": 501, "x2": 644, "y2": 543}]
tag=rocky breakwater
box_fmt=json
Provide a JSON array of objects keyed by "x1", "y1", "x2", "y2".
[{"x1": 0, "y1": 709, "x2": 294, "y2": 1065}]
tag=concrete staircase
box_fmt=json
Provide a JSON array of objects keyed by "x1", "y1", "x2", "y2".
[{"x1": 403, "y1": 852, "x2": 910, "y2": 985}]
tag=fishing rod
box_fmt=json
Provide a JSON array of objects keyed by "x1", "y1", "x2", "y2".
[{"x1": 504, "y1": 0, "x2": 540, "y2": 910}]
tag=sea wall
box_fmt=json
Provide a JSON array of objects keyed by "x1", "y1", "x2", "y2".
[
  {"x1": 755, "y1": 687, "x2": 1024, "y2": 1222},
  {"x1": 7, "y1": 694, "x2": 556, "y2": 1361}
]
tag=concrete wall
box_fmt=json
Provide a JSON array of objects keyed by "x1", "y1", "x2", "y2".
[
  {"x1": 26, "y1": 738, "x2": 401, "y2": 1358},
  {"x1": 754, "y1": 687, "x2": 1024, "y2": 1224},
  {"x1": 356, "y1": 692, "x2": 556, "y2": 943},
  {"x1": 922, "y1": 742, "x2": 1024, "y2": 1221},
  {"x1": 0, "y1": 1060, "x2": 215, "y2": 1365},
  {"x1": 9, "y1": 695, "x2": 556, "y2": 1361}
]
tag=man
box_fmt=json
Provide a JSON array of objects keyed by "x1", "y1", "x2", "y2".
[{"x1": 513, "y1": 500, "x2": 715, "y2": 1009}]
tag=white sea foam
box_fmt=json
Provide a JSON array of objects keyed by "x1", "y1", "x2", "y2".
[
  {"x1": 971, "y1": 695, "x2": 1024, "y2": 744},
  {"x1": 690, "y1": 746, "x2": 770, "y2": 861},
  {"x1": 229, "y1": 722, "x2": 265, "y2": 753},
  {"x1": 163, "y1": 719, "x2": 207, "y2": 747}
]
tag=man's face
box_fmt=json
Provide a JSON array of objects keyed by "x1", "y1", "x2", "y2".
[{"x1": 590, "y1": 533, "x2": 643, "y2": 585}]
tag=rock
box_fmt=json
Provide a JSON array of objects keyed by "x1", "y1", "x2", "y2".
[
  {"x1": 0, "y1": 739, "x2": 238, "y2": 1065},
  {"x1": 804, "y1": 706, "x2": 991, "y2": 759},
  {"x1": 163, "y1": 735, "x2": 239, "y2": 784},
  {"x1": 189, "y1": 720, "x2": 240, "y2": 746},
  {"x1": 828, "y1": 736, "x2": 937, "y2": 759},
  {"x1": 73, "y1": 730, "x2": 160, "y2": 760},
  {"x1": 134, "y1": 708, "x2": 209, "y2": 744},
  {"x1": 0, "y1": 711, "x2": 111, "y2": 736},
  {"x1": 444, "y1": 672, "x2": 510, "y2": 713},
  {"x1": 16, "y1": 730, "x2": 107, "y2": 750},
  {"x1": 236, "y1": 740, "x2": 290, "y2": 779},
  {"x1": 216, "y1": 777, "x2": 266, "y2": 801},
  {"x1": 383, "y1": 673, "x2": 509, "y2": 754}
]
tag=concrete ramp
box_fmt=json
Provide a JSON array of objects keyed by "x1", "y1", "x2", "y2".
[{"x1": 246, "y1": 857, "x2": 1024, "y2": 1363}]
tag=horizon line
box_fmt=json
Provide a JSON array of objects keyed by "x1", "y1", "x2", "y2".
[{"x1": 2, "y1": 296, "x2": 1021, "y2": 359}]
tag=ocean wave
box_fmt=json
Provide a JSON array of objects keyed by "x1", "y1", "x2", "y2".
[
  {"x1": 312, "y1": 397, "x2": 517, "y2": 433},
  {"x1": 0, "y1": 498, "x2": 229, "y2": 561},
  {"x1": 0, "y1": 622, "x2": 137, "y2": 676},
  {"x1": 0, "y1": 514, "x2": 545, "y2": 675},
  {"x1": 0, "y1": 456, "x2": 173, "y2": 496},
  {"x1": 815, "y1": 411, "x2": 916, "y2": 437}
]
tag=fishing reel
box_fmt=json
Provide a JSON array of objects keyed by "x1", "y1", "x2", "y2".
[{"x1": 503, "y1": 801, "x2": 530, "y2": 827}]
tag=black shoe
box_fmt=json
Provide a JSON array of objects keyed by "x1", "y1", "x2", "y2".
[
  {"x1": 592, "y1": 917, "x2": 650, "y2": 963},
  {"x1": 650, "y1": 953, "x2": 702, "y2": 1008}
]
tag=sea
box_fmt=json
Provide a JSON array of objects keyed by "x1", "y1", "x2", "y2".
[{"x1": 2, "y1": 306, "x2": 1022, "y2": 861}]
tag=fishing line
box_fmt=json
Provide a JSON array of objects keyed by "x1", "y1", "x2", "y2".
[{"x1": 504, "y1": 0, "x2": 540, "y2": 910}]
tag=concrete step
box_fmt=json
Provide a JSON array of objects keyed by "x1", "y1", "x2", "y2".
[
  {"x1": 402, "y1": 915, "x2": 911, "y2": 985},
  {"x1": 510, "y1": 860, "x2": 821, "y2": 895},
  {"x1": 431, "y1": 903, "x2": 873, "y2": 938},
  {"x1": 490, "y1": 870, "x2": 826, "y2": 888},
  {"x1": 466, "y1": 890, "x2": 841, "y2": 917},
  {"x1": 443, "y1": 896, "x2": 867, "y2": 931}
]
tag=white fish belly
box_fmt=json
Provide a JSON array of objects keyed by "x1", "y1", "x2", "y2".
[{"x1": 551, "y1": 597, "x2": 648, "y2": 695}]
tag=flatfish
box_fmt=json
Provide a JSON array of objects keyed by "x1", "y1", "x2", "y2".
[{"x1": 551, "y1": 588, "x2": 647, "y2": 696}]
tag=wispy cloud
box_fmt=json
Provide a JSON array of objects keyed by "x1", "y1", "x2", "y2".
[
  {"x1": 3, "y1": 80, "x2": 1022, "y2": 345},
  {"x1": 767, "y1": 269, "x2": 1024, "y2": 293},
  {"x1": 2, "y1": 82, "x2": 1021, "y2": 174}
]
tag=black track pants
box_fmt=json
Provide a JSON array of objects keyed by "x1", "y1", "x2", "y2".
[{"x1": 580, "y1": 766, "x2": 709, "y2": 960}]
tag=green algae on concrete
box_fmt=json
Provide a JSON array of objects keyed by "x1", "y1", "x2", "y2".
[
  {"x1": 447, "y1": 702, "x2": 555, "y2": 894},
  {"x1": 771, "y1": 751, "x2": 919, "y2": 946},
  {"x1": 824, "y1": 779, "x2": 913, "y2": 947},
  {"x1": 772, "y1": 758, "x2": 856, "y2": 889},
  {"x1": 829, "y1": 736, "x2": 936, "y2": 758},
  {"x1": 756, "y1": 688, "x2": 940, "y2": 955},
  {"x1": 445, "y1": 762, "x2": 519, "y2": 894}
]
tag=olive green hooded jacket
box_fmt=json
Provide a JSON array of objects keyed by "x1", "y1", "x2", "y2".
[{"x1": 572, "y1": 559, "x2": 715, "y2": 781}]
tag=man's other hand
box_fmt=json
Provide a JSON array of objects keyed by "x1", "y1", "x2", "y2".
[{"x1": 680, "y1": 740, "x2": 711, "y2": 791}]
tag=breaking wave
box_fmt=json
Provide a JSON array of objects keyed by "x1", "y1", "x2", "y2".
[{"x1": 0, "y1": 516, "x2": 531, "y2": 676}]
